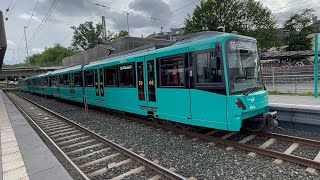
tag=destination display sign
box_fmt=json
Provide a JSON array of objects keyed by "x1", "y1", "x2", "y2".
[
  {"x1": 120, "y1": 65, "x2": 132, "y2": 70},
  {"x1": 229, "y1": 40, "x2": 257, "y2": 51}
]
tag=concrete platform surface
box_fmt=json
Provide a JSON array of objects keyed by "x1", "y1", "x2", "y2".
[
  {"x1": 0, "y1": 90, "x2": 72, "y2": 180},
  {"x1": 269, "y1": 95, "x2": 320, "y2": 131},
  {"x1": 269, "y1": 95, "x2": 320, "y2": 111}
]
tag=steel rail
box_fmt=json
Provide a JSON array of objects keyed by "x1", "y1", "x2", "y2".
[
  {"x1": 258, "y1": 132, "x2": 320, "y2": 148},
  {"x1": 11, "y1": 92, "x2": 187, "y2": 180},
  {"x1": 104, "y1": 111, "x2": 320, "y2": 170},
  {"x1": 8, "y1": 93, "x2": 90, "y2": 180}
]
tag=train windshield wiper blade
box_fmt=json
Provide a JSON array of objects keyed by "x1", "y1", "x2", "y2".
[{"x1": 245, "y1": 87, "x2": 255, "y2": 96}]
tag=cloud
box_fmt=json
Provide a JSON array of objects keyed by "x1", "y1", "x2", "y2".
[
  {"x1": 36, "y1": 0, "x2": 100, "y2": 17},
  {"x1": 18, "y1": 13, "x2": 41, "y2": 23},
  {"x1": 128, "y1": 0, "x2": 171, "y2": 19},
  {"x1": 7, "y1": 40, "x2": 16, "y2": 47},
  {"x1": 31, "y1": 48, "x2": 44, "y2": 53}
]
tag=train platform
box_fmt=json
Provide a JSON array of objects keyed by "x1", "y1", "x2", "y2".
[
  {"x1": 268, "y1": 95, "x2": 320, "y2": 130},
  {"x1": 0, "y1": 90, "x2": 72, "y2": 180}
]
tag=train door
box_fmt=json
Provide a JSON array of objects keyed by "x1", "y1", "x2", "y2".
[
  {"x1": 136, "y1": 56, "x2": 147, "y2": 107},
  {"x1": 136, "y1": 54, "x2": 157, "y2": 110},
  {"x1": 94, "y1": 68, "x2": 104, "y2": 102},
  {"x1": 69, "y1": 73, "x2": 74, "y2": 94},
  {"x1": 145, "y1": 54, "x2": 157, "y2": 108}
]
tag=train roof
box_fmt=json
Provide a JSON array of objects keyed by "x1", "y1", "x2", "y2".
[
  {"x1": 50, "y1": 65, "x2": 82, "y2": 75},
  {"x1": 82, "y1": 31, "x2": 254, "y2": 70}
]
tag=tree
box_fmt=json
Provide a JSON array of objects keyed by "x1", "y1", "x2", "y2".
[
  {"x1": 113, "y1": 30, "x2": 129, "y2": 40},
  {"x1": 70, "y1": 22, "x2": 128, "y2": 51},
  {"x1": 26, "y1": 44, "x2": 75, "y2": 65},
  {"x1": 70, "y1": 21, "x2": 104, "y2": 52},
  {"x1": 283, "y1": 8, "x2": 314, "y2": 51},
  {"x1": 184, "y1": 0, "x2": 279, "y2": 51}
]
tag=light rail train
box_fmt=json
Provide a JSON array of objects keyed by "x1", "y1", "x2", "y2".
[{"x1": 19, "y1": 31, "x2": 278, "y2": 132}]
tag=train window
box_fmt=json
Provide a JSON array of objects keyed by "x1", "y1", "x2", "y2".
[
  {"x1": 119, "y1": 63, "x2": 135, "y2": 87},
  {"x1": 44, "y1": 77, "x2": 48, "y2": 86},
  {"x1": 59, "y1": 75, "x2": 64, "y2": 85},
  {"x1": 49, "y1": 76, "x2": 54, "y2": 87},
  {"x1": 105, "y1": 66, "x2": 117, "y2": 86},
  {"x1": 194, "y1": 51, "x2": 222, "y2": 86},
  {"x1": 147, "y1": 60, "x2": 156, "y2": 101},
  {"x1": 63, "y1": 74, "x2": 69, "y2": 86},
  {"x1": 137, "y1": 62, "x2": 144, "y2": 100},
  {"x1": 159, "y1": 55, "x2": 184, "y2": 87},
  {"x1": 74, "y1": 72, "x2": 81, "y2": 86},
  {"x1": 85, "y1": 70, "x2": 94, "y2": 87}
]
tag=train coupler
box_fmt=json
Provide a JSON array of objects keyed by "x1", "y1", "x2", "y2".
[{"x1": 264, "y1": 111, "x2": 278, "y2": 128}]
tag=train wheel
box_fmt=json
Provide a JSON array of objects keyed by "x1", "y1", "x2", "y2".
[
  {"x1": 175, "y1": 124, "x2": 191, "y2": 132},
  {"x1": 243, "y1": 116, "x2": 267, "y2": 132}
]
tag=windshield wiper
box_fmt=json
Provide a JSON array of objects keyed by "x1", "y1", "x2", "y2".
[
  {"x1": 244, "y1": 87, "x2": 255, "y2": 96},
  {"x1": 235, "y1": 76, "x2": 247, "y2": 80}
]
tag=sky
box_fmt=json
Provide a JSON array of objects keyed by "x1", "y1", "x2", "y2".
[{"x1": 1, "y1": 0, "x2": 320, "y2": 65}]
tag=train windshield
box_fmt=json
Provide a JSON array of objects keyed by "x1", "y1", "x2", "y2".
[{"x1": 226, "y1": 39, "x2": 263, "y2": 95}]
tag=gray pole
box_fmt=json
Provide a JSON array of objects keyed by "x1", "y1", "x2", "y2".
[
  {"x1": 102, "y1": 16, "x2": 107, "y2": 43},
  {"x1": 127, "y1": 13, "x2": 129, "y2": 35},
  {"x1": 24, "y1": 26, "x2": 30, "y2": 67}
]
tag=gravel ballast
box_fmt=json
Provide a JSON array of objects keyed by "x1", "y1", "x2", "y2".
[{"x1": 14, "y1": 91, "x2": 320, "y2": 179}]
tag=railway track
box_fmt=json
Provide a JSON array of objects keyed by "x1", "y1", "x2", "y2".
[
  {"x1": 9, "y1": 91, "x2": 320, "y2": 177},
  {"x1": 92, "y1": 107, "x2": 320, "y2": 175},
  {"x1": 132, "y1": 120, "x2": 320, "y2": 175},
  {"x1": 6, "y1": 92, "x2": 188, "y2": 180}
]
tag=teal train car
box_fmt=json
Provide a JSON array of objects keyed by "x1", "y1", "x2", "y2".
[
  {"x1": 50, "y1": 65, "x2": 84, "y2": 103},
  {"x1": 20, "y1": 31, "x2": 278, "y2": 132},
  {"x1": 20, "y1": 72, "x2": 52, "y2": 96}
]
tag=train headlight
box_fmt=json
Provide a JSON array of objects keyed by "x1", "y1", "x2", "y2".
[{"x1": 235, "y1": 98, "x2": 246, "y2": 110}]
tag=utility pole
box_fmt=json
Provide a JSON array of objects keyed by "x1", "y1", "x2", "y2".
[
  {"x1": 24, "y1": 26, "x2": 30, "y2": 67},
  {"x1": 126, "y1": 13, "x2": 129, "y2": 35},
  {"x1": 314, "y1": 33, "x2": 319, "y2": 98},
  {"x1": 101, "y1": 16, "x2": 107, "y2": 43}
]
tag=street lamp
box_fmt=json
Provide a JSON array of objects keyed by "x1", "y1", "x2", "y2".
[
  {"x1": 127, "y1": 13, "x2": 129, "y2": 35},
  {"x1": 24, "y1": 26, "x2": 30, "y2": 67}
]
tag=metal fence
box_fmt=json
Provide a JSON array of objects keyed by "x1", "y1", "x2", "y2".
[
  {"x1": 262, "y1": 65, "x2": 320, "y2": 94},
  {"x1": 2, "y1": 61, "x2": 62, "y2": 68}
]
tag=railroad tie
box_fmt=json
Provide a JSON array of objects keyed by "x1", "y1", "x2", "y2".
[
  {"x1": 110, "y1": 166, "x2": 146, "y2": 180},
  {"x1": 248, "y1": 138, "x2": 277, "y2": 157},
  {"x1": 72, "y1": 148, "x2": 111, "y2": 161},
  {"x1": 206, "y1": 130, "x2": 220, "y2": 136},
  {"x1": 148, "y1": 175, "x2": 162, "y2": 180},
  {"x1": 79, "y1": 152, "x2": 120, "y2": 168},
  {"x1": 305, "y1": 151, "x2": 320, "y2": 175},
  {"x1": 221, "y1": 132, "x2": 237, "y2": 140},
  {"x1": 87, "y1": 158, "x2": 132, "y2": 178},
  {"x1": 225, "y1": 134, "x2": 258, "y2": 151},
  {"x1": 273, "y1": 143, "x2": 299, "y2": 164},
  {"x1": 220, "y1": 132, "x2": 237, "y2": 150}
]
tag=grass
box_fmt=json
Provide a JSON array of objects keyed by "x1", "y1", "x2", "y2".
[{"x1": 268, "y1": 90, "x2": 320, "y2": 96}]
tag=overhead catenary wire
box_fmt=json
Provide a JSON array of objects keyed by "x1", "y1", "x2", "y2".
[
  {"x1": 17, "y1": 0, "x2": 40, "y2": 61},
  {"x1": 26, "y1": 0, "x2": 40, "y2": 28},
  {"x1": 103, "y1": 0, "x2": 145, "y2": 23},
  {"x1": 28, "y1": 0, "x2": 60, "y2": 46},
  {"x1": 56, "y1": 0, "x2": 117, "y2": 45},
  {"x1": 33, "y1": 0, "x2": 117, "y2": 46},
  {"x1": 5, "y1": 0, "x2": 17, "y2": 21},
  {"x1": 271, "y1": 0, "x2": 313, "y2": 12},
  {"x1": 133, "y1": 0, "x2": 201, "y2": 31},
  {"x1": 4, "y1": 0, "x2": 13, "y2": 17}
]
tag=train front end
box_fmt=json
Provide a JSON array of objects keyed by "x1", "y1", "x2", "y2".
[{"x1": 224, "y1": 38, "x2": 278, "y2": 131}]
